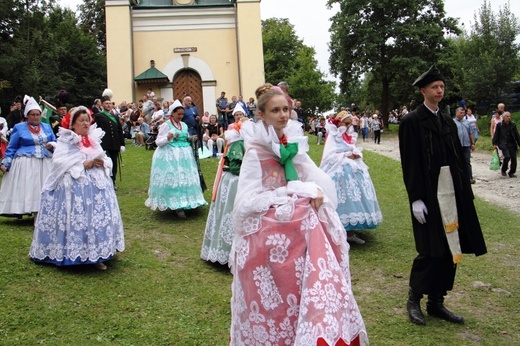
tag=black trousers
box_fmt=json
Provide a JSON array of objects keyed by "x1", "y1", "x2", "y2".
[
  {"x1": 409, "y1": 252, "x2": 457, "y2": 296},
  {"x1": 106, "y1": 149, "x2": 119, "y2": 183},
  {"x1": 501, "y1": 146, "x2": 517, "y2": 175},
  {"x1": 373, "y1": 130, "x2": 381, "y2": 144}
]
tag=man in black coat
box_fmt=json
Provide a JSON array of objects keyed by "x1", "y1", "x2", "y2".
[
  {"x1": 492, "y1": 111, "x2": 520, "y2": 178},
  {"x1": 95, "y1": 91, "x2": 125, "y2": 189},
  {"x1": 6, "y1": 97, "x2": 23, "y2": 131},
  {"x1": 398, "y1": 66, "x2": 487, "y2": 326}
]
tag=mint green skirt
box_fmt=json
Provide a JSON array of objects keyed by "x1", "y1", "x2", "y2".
[{"x1": 145, "y1": 145, "x2": 207, "y2": 211}]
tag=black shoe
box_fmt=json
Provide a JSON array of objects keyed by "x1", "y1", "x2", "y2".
[
  {"x1": 426, "y1": 296, "x2": 464, "y2": 324},
  {"x1": 176, "y1": 210, "x2": 186, "y2": 219},
  {"x1": 470, "y1": 179, "x2": 476, "y2": 184},
  {"x1": 509, "y1": 174, "x2": 517, "y2": 178},
  {"x1": 501, "y1": 171, "x2": 507, "y2": 177},
  {"x1": 407, "y1": 288, "x2": 426, "y2": 325},
  {"x1": 347, "y1": 233, "x2": 365, "y2": 245}
]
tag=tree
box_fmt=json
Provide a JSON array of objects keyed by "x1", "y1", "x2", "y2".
[
  {"x1": 328, "y1": 0, "x2": 460, "y2": 126},
  {"x1": 453, "y1": 0, "x2": 520, "y2": 113},
  {"x1": 43, "y1": 6, "x2": 107, "y2": 105},
  {"x1": 262, "y1": 18, "x2": 336, "y2": 116},
  {"x1": 78, "y1": 0, "x2": 106, "y2": 52},
  {"x1": 0, "y1": 1, "x2": 106, "y2": 110},
  {"x1": 0, "y1": 0, "x2": 54, "y2": 104},
  {"x1": 262, "y1": 18, "x2": 303, "y2": 85}
]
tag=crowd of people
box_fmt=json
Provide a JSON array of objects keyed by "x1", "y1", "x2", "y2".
[
  {"x1": 309, "y1": 107, "x2": 384, "y2": 145},
  {"x1": 3, "y1": 66, "x2": 519, "y2": 343}
]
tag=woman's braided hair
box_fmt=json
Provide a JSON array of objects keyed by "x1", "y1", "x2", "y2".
[{"x1": 255, "y1": 83, "x2": 284, "y2": 113}]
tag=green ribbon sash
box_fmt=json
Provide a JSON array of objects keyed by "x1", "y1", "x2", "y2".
[
  {"x1": 101, "y1": 110, "x2": 118, "y2": 124},
  {"x1": 280, "y1": 142, "x2": 299, "y2": 181}
]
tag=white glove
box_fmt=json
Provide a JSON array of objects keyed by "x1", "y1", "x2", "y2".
[
  {"x1": 120, "y1": 146, "x2": 126, "y2": 153},
  {"x1": 412, "y1": 200, "x2": 428, "y2": 224}
]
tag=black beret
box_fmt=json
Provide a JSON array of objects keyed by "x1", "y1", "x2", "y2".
[{"x1": 413, "y1": 65, "x2": 445, "y2": 88}]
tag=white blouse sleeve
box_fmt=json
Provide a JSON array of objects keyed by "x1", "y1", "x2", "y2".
[
  {"x1": 233, "y1": 148, "x2": 290, "y2": 234},
  {"x1": 155, "y1": 122, "x2": 171, "y2": 147}
]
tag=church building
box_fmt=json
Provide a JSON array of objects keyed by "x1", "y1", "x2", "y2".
[{"x1": 105, "y1": 0, "x2": 264, "y2": 115}]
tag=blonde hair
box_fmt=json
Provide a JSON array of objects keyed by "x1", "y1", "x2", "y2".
[
  {"x1": 255, "y1": 83, "x2": 284, "y2": 113},
  {"x1": 336, "y1": 110, "x2": 348, "y2": 119}
]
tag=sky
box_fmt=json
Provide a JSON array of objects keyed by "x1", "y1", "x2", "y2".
[{"x1": 59, "y1": 0, "x2": 519, "y2": 80}]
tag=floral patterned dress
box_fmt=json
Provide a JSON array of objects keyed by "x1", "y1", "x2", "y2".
[
  {"x1": 145, "y1": 120, "x2": 207, "y2": 211},
  {"x1": 29, "y1": 126, "x2": 124, "y2": 266},
  {"x1": 201, "y1": 125, "x2": 245, "y2": 264},
  {"x1": 230, "y1": 120, "x2": 368, "y2": 345},
  {"x1": 320, "y1": 123, "x2": 382, "y2": 230}
]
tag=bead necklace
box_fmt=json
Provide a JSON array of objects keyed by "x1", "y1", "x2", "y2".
[
  {"x1": 27, "y1": 122, "x2": 41, "y2": 134},
  {"x1": 170, "y1": 118, "x2": 182, "y2": 130}
]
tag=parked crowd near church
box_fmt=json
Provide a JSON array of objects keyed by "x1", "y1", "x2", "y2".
[{"x1": 4, "y1": 69, "x2": 520, "y2": 343}]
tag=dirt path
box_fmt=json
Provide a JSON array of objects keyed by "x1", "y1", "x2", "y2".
[{"x1": 357, "y1": 135, "x2": 520, "y2": 216}]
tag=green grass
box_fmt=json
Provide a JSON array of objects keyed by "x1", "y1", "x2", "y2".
[{"x1": 0, "y1": 137, "x2": 518, "y2": 345}]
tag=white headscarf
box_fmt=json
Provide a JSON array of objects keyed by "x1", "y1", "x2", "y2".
[
  {"x1": 233, "y1": 102, "x2": 246, "y2": 116},
  {"x1": 166, "y1": 99, "x2": 183, "y2": 116},
  {"x1": 23, "y1": 95, "x2": 42, "y2": 117}
]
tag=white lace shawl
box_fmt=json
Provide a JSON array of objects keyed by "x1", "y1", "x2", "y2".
[
  {"x1": 320, "y1": 122, "x2": 369, "y2": 176},
  {"x1": 322, "y1": 122, "x2": 363, "y2": 160},
  {"x1": 42, "y1": 125, "x2": 111, "y2": 191},
  {"x1": 233, "y1": 120, "x2": 338, "y2": 238}
]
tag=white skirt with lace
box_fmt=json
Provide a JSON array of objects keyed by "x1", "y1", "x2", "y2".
[{"x1": 0, "y1": 156, "x2": 52, "y2": 215}]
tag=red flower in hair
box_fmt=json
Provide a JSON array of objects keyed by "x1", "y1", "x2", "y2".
[{"x1": 61, "y1": 113, "x2": 71, "y2": 129}]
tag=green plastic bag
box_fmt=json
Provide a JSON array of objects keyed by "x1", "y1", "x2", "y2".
[{"x1": 490, "y1": 149, "x2": 500, "y2": 170}]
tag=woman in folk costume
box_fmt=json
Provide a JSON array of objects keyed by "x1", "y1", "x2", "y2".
[
  {"x1": 0, "y1": 95, "x2": 56, "y2": 219},
  {"x1": 29, "y1": 107, "x2": 124, "y2": 270},
  {"x1": 145, "y1": 100, "x2": 207, "y2": 218},
  {"x1": 229, "y1": 84, "x2": 367, "y2": 346},
  {"x1": 200, "y1": 105, "x2": 247, "y2": 265},
  {"x1": 320, "y1": 111, "x2": 382, "y2": 245}
]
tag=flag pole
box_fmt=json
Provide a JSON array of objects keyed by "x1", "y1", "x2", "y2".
[{"x1": 39, "y1": 97, "x2": 57, "y2": 113}]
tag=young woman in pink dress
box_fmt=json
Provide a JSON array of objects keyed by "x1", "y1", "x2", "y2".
[{"x1": 229, "y1": 84, "x2": 368, "y2": 346}]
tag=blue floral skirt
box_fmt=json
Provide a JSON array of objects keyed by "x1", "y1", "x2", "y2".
[{"x1": 29, "y1": 173, "x2": 125, "y2": 266}]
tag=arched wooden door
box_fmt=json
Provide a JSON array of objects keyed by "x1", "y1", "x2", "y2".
[{"x1": 173, "y1": 69, "x2": 204, "y2": 115}]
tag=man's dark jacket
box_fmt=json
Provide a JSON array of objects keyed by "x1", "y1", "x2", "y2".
[
  {"x1": 399, "y1": 104, "x2": 487, "y2": 258},
  {"x1": 492, "y1": 121, "x2": 520, "y2": 150},
  {"x1": 95, "y1": 111, "x2": 125, "y2": 150}
]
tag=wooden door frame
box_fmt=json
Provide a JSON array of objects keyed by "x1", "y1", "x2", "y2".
[{"x1": 173, "y1": 69, "x2": 204, "y2": 116}]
